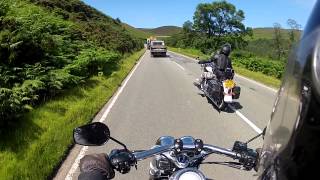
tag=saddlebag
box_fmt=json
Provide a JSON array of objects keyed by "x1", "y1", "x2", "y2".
[{"x1": 232, "y1": 86, "x2": 241, "y2": 99}]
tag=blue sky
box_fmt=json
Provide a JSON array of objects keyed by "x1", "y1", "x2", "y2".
[{"x1": 83, "y1": 0, "x2": 316, "y2": 29}]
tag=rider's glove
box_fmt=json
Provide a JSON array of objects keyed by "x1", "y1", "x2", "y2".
[
  {"x1": 79, "y1": 153, "x2": 115, "y2": 180},
  {"x1": 109, "y1": 149, "x2": 135, "y2": 174}
]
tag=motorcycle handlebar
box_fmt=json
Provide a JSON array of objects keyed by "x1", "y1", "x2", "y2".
[{"x1": 133, "y1": 144, "x2": 240, "y2": 161}]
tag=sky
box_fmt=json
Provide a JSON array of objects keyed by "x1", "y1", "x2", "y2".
[{"x1": 83, "y1": 0, "x2": 317, "y2": 29}]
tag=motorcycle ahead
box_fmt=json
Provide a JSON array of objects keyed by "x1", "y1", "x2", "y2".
[
  {"x1": 74, "y1": 122, "x2": 258, "y2": 180},
  {"x1": 196, "y1": 63, "x2": 241, "y2": 110}
]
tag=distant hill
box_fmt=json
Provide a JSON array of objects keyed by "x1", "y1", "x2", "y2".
[
  {"x1": 137, "y1": 26, "x2": 301, "y2": 39},
  {"x1": 251, "y1": 28, "x2": 302, "y2": 40},
  {"x1": 122, "y1": 23, "x2": 152, "y2": 39},
  {"x1": 139, "y1": 26, "x2": 182, "y2": 36}
]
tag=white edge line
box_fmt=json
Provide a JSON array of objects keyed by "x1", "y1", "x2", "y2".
[
  {"x1": 229, "y1": 105, "x2": 263, "y2": 134},
  {"x1": 65, "y1": 51, "x2": 147, "y2": 180},
  {"x1": 173, "y1": 61, "x2": 185, "y2": 71},
  {"x1": 235, "y1": 75, "x2": 277, "y2": 93},
  {"x1": 168, "y1": 50, "x2": 278, "y2": 93}
]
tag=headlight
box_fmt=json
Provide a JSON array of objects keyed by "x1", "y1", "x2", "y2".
[
  {"x1": 169, "y1": 168, "x2": 206, "y2": 180},
  {"x1": 179, "y1": 171, "x2": 203, "y2": 180}
]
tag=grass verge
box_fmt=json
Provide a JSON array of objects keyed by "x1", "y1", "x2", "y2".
[
  {"x1": 0, "y1": 49, "x2": 145, "y2": 180},
  {"x1": 168, "y1": 47, "x2": 280, "y2": 89},
  {"x1": 233, "y1": 66, "x2": 280, "y2": 88}
]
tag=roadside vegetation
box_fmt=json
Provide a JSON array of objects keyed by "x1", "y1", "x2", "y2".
[
  {"x1": 0, "y1": 49, "x2": 145, "y2": 180},
  {"x1": 0, "y1": 0, "x2": 145, "y2": 179},
  {"x1": 166, "y1": 1, "x2": 301, "y2": 88},
  {"x1": 0, "y1": 0, "x2": 143, "y2": 127}
]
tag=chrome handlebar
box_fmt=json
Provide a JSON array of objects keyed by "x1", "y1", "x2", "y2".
[{"x1": 133, "y1": 144, "x2": 240, "y2": 161}]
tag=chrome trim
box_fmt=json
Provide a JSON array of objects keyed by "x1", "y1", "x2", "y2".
[
  {"x1": 312, "y1": 37, "x2": 320, "y2": 99},
  {"x1": 133, "y1": 143, "x2": 239, "y2": 161}
]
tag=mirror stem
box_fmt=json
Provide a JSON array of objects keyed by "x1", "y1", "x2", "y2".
[
  {"x1": 110, "y1": 136, "x2": 128, "y2": 150},
  {"x1": 245, "y1": 127, "x2": 266, "y2": 145}
]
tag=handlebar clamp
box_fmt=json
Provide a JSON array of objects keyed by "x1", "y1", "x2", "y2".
[
  {"x1": 109, "y1": 149, "x2": 136, "y2": 174},
  {"x1": 232, "y1": 141, "x2": 258, "y2": 170}
]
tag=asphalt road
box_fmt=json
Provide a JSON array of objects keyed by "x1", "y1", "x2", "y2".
[{"x1": 55, "y1": 50, "x2": 277, "y2": 180}]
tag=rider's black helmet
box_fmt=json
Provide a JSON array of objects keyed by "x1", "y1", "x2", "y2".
[
  {"x1": 220, "y1": 44, "x2": 231, "y2": 56},
  {"x1": 258, "y1": 2, "x2": 320, "y2": 179}
]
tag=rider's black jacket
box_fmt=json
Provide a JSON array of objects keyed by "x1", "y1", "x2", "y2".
[
  {"x1": 199, "y1": 53, "x2": 232, "y2": 80},
  {"x1": 199, "y1": 54, "x2": 232, "y2": 71},
  {"x1": 215, "y1": 54, "x2": 232, "y2": 70}
]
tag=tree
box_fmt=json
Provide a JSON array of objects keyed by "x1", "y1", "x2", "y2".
[
  {"x1": 287, "y1": 19, "x2": 301, "y2": 47},
  {"x1": 192, "y1": 1, "x2": 250, "y2": 49},
  {"x1": 273, "y1": 23, "x2": 284, "y2": 60},
  {"x1": 182, "y1": 20, "x2": 193, "y2": 33},
  {"x1": 193, "y1": 1, "x2": 249, "y2": 38}
]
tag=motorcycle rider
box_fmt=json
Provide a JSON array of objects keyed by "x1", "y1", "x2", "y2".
[
  {"x1": 77, "y1": 1, "x2": 320, "y2": 179},
  {"x1": 194, "y1": 44, "x2": 233, "y2": 87}
]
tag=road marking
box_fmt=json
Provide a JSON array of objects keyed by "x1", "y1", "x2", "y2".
[
  {"x1": 173, "y1": 61, "x2": 185, "y2": 71},
  {"x1": 168, "y1": 50, "x2": 197, "y2": 62},
  {"x1": 228, "y1": 104, "x2": 263, "y2": 134},
  {"x1": 65, "y1": 51, "x2": 147, "y2": 180}
]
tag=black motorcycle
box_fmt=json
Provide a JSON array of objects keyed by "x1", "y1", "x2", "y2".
[
  {"x1": 74, "y1": 122, "x2": 259, "y2": 180},
  {"x1": 196, "y1": 63, "x2": 241, "y2": 110}
]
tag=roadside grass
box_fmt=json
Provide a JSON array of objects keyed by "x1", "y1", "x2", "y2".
[
  {"x1": 168, "y1": 47, "x2": 210, "y2": 60},
  {"x1": 233, "y1": 66, "x2": 280, "y2": 88},
  {"x1": 168, "y1": 47, "x2": 280, "y2": 89},
  {"x1": 0, "y1": 49, "x2": 145, "y2": 180}
]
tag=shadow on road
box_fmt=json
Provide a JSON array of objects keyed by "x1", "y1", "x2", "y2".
[
  {"x1": 197, "y1": 92, "x2": 243, "y2": 113},
  {"x1": 224, "y1": 102, "x2": 243, "y2": 113}
]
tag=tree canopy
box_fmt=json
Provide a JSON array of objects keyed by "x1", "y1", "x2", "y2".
[{"x1": 167, "y1": 1, "x2": 252, "y2": 53}]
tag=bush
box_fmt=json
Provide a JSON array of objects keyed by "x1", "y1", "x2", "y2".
[
  {"x1": 232, "y1": 56, "x2": 284, "y2": 79},
  {"x1": 66, "y1": 48, "x2": 121, "y2": 77},
  {"x1": 0, "y1": 0, "x2": 141, "y2": 127}
]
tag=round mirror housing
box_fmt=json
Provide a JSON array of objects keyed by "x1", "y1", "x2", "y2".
[{"x1": 73, "y1": 122, "x2": 110, "y2": 146}]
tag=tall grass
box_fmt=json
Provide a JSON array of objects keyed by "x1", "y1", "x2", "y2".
[{"x1": 0, "y1": 49, "x2": 145, "y2": 180}]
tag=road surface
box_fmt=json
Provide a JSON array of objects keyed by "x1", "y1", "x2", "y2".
[{"x1": 54, "y1": 50, "x2": 277, "y2": 180}]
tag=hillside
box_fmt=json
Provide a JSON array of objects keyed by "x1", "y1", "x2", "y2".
[
  {"x1": 251, "y1": 28, "x2": 302, "y2": 40},
  {"x1": 122, "y1": 23, "x2": 152, "y2": 39},
  {"x1": 0, "y1": 0, "x2": 144, "y2": 179},
  {"x1": 139, "y1": 26, "x2": 182, "y2": 36},
  {"x1": 0, "y1": 0, "x2": 143, "y2": 124}
]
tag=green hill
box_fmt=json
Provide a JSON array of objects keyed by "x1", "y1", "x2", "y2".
[
  {"x1": 122, "y1": 23, "x2": 152, "y2": 39},
  {"x1": 251, "y1": 28, "x2": 302, "y2": 40},
  {"x1": 0, "y1": 0, "x2": 143, "y2": 123},
  {"x1": 0, "y1": 0, "x2": 144, "y2": 179},
  {"x1": 139, "y1": 26, "x2": 182, "y2": 36}
]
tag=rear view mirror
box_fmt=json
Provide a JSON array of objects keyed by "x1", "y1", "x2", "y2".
[{"x1": 73, "y1": 122, "x2": 110, "y2": 146}]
